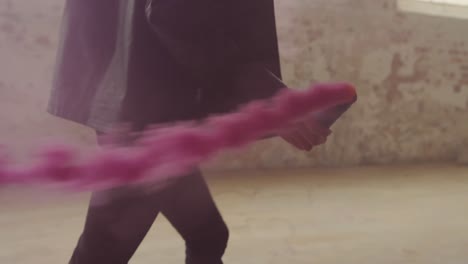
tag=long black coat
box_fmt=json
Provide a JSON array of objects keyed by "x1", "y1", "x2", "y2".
[{"x1": 48, "y1": 0, "x2": 285, "y2": 131}]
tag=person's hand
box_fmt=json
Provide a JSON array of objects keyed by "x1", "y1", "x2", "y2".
[{"x1": 279, "y1": 116, "x2": 331, "y2": 151}]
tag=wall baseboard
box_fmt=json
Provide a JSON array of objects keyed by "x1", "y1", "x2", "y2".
[{"x1": 397, "y1": 0, "x2": 468, "y2": 20}]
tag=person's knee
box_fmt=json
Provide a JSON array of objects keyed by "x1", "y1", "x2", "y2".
[
  {"x1": 213, "y1": 219, "x2": 230, "y2": 253},
  {"x1": 186, "y1": 215, "x2": 229, "y2": 258}
]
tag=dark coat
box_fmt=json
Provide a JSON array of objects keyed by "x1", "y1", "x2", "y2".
[{"x1": 48, "y1": 0, "x2": 285, "y2": 131}]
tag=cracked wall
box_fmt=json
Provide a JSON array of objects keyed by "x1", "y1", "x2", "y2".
[{"x1": 0, "y1": 0, "x2": 467, "y2": 168}]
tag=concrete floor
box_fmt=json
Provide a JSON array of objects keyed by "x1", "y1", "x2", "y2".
[{"x1": 1, "y1": 164, "x2": 468, "y2": 264}]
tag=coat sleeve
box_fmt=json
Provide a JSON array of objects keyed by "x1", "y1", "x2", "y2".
[{"x1": 49, "y1": 0, "x2": 120, "y2": 122}]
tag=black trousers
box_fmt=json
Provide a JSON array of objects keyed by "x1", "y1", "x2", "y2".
[{"x1": 69, "y1": 169, "x2": 229, "y2": 264}]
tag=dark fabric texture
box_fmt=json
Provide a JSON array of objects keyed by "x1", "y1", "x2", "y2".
[
  {"x1": 53, "y1": 2, "x2": 285, "y2": 263},
  {"x1": 48, "y1": 0, "x2": 285, "y2": 131},
  {"x1": 69, "y1": 171, "x2": 229, "y2": 264}
]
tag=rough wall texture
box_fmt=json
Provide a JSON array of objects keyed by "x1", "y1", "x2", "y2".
[{"x1": 0, "y1": 0, "x2": 467, "y2": 168}]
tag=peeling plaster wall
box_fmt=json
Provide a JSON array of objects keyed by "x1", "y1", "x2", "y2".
[
  {"x1": 209, "y1": 0, "x2": 468, "y2": 169},
  {"x1": 0, "y1": 0, "x2": 467, "y2": 169}
]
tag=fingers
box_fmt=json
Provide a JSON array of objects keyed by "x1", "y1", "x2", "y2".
[
  {"x1": 303, "y1": 116, "x2": 332, "y2": 136},
  {"x1": 280, "y1": 129, "x2": 312, "y2": 151},
  {"x1": 301, "y1": 121, "x2": 331, "y2": 145},
  {"x1": 297, "y1": 123, "x2": 320, "y2": 145},
  {"x1": 280, "y1": 125, "x2": 320, "y2": 151},
  {"x1": 294, "y1": 130, "x2": 313, "y2": 151},
  {"x1": 279, "y1": 118, "x2": 333, "y2": 151}
]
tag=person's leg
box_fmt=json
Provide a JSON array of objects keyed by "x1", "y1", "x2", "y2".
[
  {"x1": 161, "y1": 171, "x2": 229, "y2": 264},
  {"x1": 69, "y1": 190, "x2": 161, "y2": 264}
]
